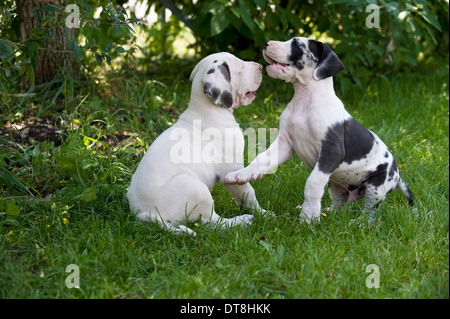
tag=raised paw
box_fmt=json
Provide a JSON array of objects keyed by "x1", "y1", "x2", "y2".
[{"x1": 224, "y1": 168, "x2": 262, "y2": 185}]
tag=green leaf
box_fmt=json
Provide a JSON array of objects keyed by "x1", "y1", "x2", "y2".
[
  {"x1": 105, "y1": 43, "x2": 113, "y2": 52},
  {"x1": 6, "y1": 202, "x2": 20, "y2": 219},
  {"x1": 421, "y1": 22, "x2": 438, "y2": 45},
  {"x1": 236, "y1": 7, "x2": 256, "y2": 32},
  {"x1": 114, "y1": 46, "x2": 126, "y2": 54},
  {"x1": 95, "y1": 52, "x2": 103, "y2": 66},
  {"x1": 210, "y1": 10, "x2": 230, "y2": 36},
  {"x1": 127, "y1": 17, "x2": 141, "y2": 24},
  {"x1": 419, "y1": 9, "x2": 442, "y2": 32},
  {"x1": 103, "y1": 52, "x2": 111, "y2": 65},
  {"x1": 73, "y1": 187, "x2": 97, "y2": 203},
  {"x1": 384, "y1": 2, "x2": 399, "y2": 14},
  {"x1": 0, "y1": 39, "x2": 14, "y2": 59},
  {"x1": 123, "y1": 23, "x2": 136, "y2": 33}
]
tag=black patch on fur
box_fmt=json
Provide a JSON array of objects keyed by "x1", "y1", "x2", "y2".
[
  {"x1": 210, "y1": 88, "x2": 220, "y2": 101},
  {"x1": 308, "y1": 39, "x2": 345, "y2": 80},
  {"x1": 204, "y1": 81, "x2": 220, "y2": 102},
  {"x1": 384, "y1": 151, "x2": 389, "y2": 158},
  {"x1": 213, "y1": 60, "x2": 217, "y2": 63},
  {"x1": 366, "y1": 163, "x2": 388, "y2": 187},
  {"x1": 318, "y1": 118, "x2": 375, "y2": 174},
  {"x1": 288, "y1": 38, "x2": 305, "y2": 70},
  {"x1": 204, "y1": 78, "x2": 233, "y2": 108},
  {"x1": 343, "y1": 119, "x2": 375, "y2": 164},
  {"x1": 389, "y1": 157, "x2": 397, "y2": 179},
  {"x1": 318, "y1": 123, "x2": 345, "y2": 174},
  {"x1": 218, "y1": 62, "x2": 231, "y2": 82},
  {"x1": 306, "y1": 40, "x2": 321, "y2": 63},
  {"x1": 220, "y1": 90, "x2": 233, "y2": 108},
  {"x1": 204, "y1": 81, "x2": 211, "y2": 92},
  {"x1": 207, "y1": 68, "x2": 215, "y2": 74}
]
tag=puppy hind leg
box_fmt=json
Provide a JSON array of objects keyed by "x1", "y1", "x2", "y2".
[
  {"x1": 201, "y1": 210, "x2": 253, "y2": 229},
  {"x1": 224, "y1": 182, "x2": 273, "y2": 217},
  {"x1": 158, "y1": 218, "x2": 197, "y2": 237},
  {"x1": 363, "y1": 184, "x2": 387, "y2": 224},
  {"x1": 135, "y1": 211, "x2": 197, "y2": 236},
  {"x1": 171, "y1": 177, "x2": 253, "y2": 229}
]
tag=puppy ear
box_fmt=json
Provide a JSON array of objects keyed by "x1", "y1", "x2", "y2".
[
  {"x1": 203, "y1": 61, "x2": 233, "y2": 108},
  {"x1": 309, "y1": 40, "x2": 344, "y2": 80}
]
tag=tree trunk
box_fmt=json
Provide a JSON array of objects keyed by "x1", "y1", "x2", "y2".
[{"x1": 16, "y1": 0, "x2": 79, "y2": 88}]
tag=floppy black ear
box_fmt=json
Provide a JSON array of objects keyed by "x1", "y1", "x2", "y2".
[
  {"x1": 309, "y1": 40, "x2": 344, "y2": 80},
  {"x1": 203, "y1": 61, "x2": 233, "y2": 108}
]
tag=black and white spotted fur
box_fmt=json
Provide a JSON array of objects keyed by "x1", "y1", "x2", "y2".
[{"x1": 225, "y1": 37, "x2": 415, "y2": 224}]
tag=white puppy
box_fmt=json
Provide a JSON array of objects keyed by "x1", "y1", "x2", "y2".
[{"x1": 127, "y1": 52, "x2": 267, "y2": 236}]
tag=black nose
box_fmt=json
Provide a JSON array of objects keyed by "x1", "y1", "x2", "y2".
[{"x1": 264, "y1": 41, "x2": 269, "y2": 49}]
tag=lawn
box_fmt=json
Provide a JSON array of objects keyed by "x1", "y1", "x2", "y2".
[{"x1": 0, "y1": 60, "x2": 448, "y2": 299}]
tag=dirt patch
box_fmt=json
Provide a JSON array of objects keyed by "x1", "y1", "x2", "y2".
[
  {"x1": 0, "y1": 120, "x2": 63, "y2": 146},
  {"x1": 0, "y1": 120, "x2": 138, "y2": 151}
]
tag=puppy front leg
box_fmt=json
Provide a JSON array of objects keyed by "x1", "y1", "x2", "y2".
[
  {"x1": 224, "y1": 134, "x2": 293, "y2": 185},
  {"x1": 300, "y1": 167, "x2": 331, "y2": 224}
]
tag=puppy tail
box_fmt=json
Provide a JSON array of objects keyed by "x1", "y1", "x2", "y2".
[{"x1": 396, "y1": 177, "x2": 415, "y2": 207}]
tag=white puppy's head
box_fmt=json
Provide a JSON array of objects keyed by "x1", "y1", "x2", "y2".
[
  {"x1": 190, "y1": 52, "x2": 263, "y2": 108},
  {"x1": 263, "y1": 37, "x2": 344, "y2": 84}
]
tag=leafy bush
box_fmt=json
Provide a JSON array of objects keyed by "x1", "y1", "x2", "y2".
[
  {"x1": 189, "y1": 0, "x2": 449, "y2": 90},
  {"x1": 0, "y1": 0, "x2": 448, "y2": 97}
]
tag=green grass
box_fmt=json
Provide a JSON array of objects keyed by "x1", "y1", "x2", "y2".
[{"x1": 0, "y1": 62, "x2": 448, "y2": 299}]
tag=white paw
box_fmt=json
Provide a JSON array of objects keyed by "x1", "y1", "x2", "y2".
[
  {"x1": 224, "y1": 168, "x2": 262, "y2": 185},
  {"x1": 298, "y1": 204, "x2": 321, "y2": 224},
  {"x1": 235, "y1": 214, "x2": 253, "y2": 226},
  {"x1": 258, "y1": 208, "x2": 276, "y2": 218},
  {"x1": 178, "y1": 225, "x2": 197, "y2": 237}
]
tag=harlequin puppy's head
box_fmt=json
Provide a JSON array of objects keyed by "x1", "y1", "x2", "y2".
[
  {"x1": 190, "y1": 52, "x2": 263, "y2": 108},
  {"x1": 263, "y1": 37, "x2": 344, "y2": 84}
]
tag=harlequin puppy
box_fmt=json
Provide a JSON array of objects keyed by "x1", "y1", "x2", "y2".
[
  {"x1": 225, "y1": 37, "x2": 415, "y2": 224},
  {"x1": 127, "y1": 53, "x2": 268, "y2": 236}
]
